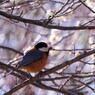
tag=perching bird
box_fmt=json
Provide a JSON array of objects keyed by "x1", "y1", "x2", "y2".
[{"x1": 16, "y1": 42, "x2": 52, "y2": 73}]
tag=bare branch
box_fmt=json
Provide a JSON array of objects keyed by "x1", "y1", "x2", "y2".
[
  {"x1": 4, "y1": 49, "x2": 95, "y2": 95},
  {"x1": 79, "y1": 0, "x2": 95, "y2": 13},
  {"x1": 0, "y1": 11, "x2": 95, "y2": 30},
  {"x1": 0, "y1": 45, "x2": 23, "y2": 55}
]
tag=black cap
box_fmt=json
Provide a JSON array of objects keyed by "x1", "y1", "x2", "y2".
[{"x1": 35, "y1": 42, "x2": 48, "y2": 49}]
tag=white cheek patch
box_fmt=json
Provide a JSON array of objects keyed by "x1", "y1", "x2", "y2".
[{"x1": 39, "y1": 47, "x2": 49, "y2": 52}]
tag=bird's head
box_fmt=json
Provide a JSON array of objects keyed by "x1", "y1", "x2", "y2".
[{"x1": 35, "y1": 42, "x2": 52, "y2": 55}]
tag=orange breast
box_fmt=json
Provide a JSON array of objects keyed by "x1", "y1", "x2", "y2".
[{"x1": 20, "y1": 53, "x2": 48, "y2": 73}]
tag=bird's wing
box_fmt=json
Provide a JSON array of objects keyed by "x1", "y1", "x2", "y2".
[{"x1": 16, "y1": 50, "x2": 43, "y2": 68}]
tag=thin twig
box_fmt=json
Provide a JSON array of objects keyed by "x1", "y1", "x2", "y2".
[
  {"x1": 79, "y1": 0, "x2": 95, "y2": 13},
  {"x1": 74, "y1": 78, "x2": 95, "y2": 92},
  {"x1": 0, "y1": 45, "x2": 23, "y2": 55}
]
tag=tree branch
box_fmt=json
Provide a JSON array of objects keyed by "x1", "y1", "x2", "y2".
[
  {"x1": 0, "y1": 45, "x2": 23, "y2": 55},
  {"x1": 36, "y1": 81, "x2": 76, "y2": 95},
  {"x1": 0, "y1": 11, "x2": 95, "y2": 30},
  {"x1": 0, "y1": 62, "x2": 76, "y2": 95},
  {"x1": 4, "y1": 49, "x2": 95, "y2": 95}
]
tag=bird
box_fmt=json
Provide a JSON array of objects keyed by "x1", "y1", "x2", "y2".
[{"x1": 16, "y1": 42, "x2": 52, "y2": 73}]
